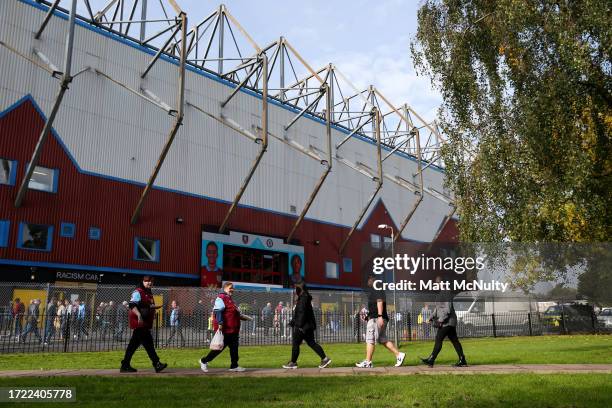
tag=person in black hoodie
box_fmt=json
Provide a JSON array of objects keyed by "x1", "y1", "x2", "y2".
[
  {"x1": 282, "y1": 281, "x2": 331, "y2": 369},
  {"x1": 420, "y1": 277, "x2": 467, "y2": 367}
]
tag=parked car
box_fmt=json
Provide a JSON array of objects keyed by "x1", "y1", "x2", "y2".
[
  {"x1": 541, "y1": 303, "x2": 595, "y2": 333},
  {"x1": 597, "y1": 308, "x2": 612, "y2": 329}
]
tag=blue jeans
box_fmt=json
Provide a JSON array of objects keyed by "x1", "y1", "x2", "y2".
[
  {"x1": 21, "y1": 321, "x2": 41, "y2": 342},
  {"x1": 14, "y1": 317, "x2": 23, "y2": 337},
  {"x1": 43, "y1": 319, "x2": 55, "y2": 342}
]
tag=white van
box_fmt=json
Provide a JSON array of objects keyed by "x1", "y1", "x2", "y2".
[{"x1": 453, "y1": 292, "x2": 536, "y2": 336}]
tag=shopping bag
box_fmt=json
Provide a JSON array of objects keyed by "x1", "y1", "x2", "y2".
[{"x1": 209, "y1": 329, "x2": 224, "y2": 350}]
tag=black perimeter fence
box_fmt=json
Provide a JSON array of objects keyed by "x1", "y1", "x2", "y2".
[{"x1": 1, "y1": 282, "x2": 608, "y2": 354}]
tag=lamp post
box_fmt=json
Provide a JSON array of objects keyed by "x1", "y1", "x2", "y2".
[{"x1": 378, "y1": 224, "x2": 398, "y2": 346}]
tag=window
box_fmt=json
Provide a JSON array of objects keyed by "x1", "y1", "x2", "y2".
[
  {"x1": 134, "y1": 237, "x2": 160, "y2": 262},
  {"x1": 325, "y1": 262, "x2": 338, "y2": 279},
  {"x1": 0, "y1": 220, "x2": 9, "y2": 247},
  {"x1": 0, "y1": 159, "x2": 17, "y2": 186},
  {"x1": 343, "y1": 258, "x2": 352, "y2": 273},
  {"x1": 17, "y1": 223, "x2": 53, "y2": 251},
  {"x1": 383, "y1": 236, "x2": 392, "y2": 250},
  {"x1": 28, "y1": 165, "x2": 58, "y2": 193},
  {"x1": 89, "y1": 227, "x2": 101, "y2": 240},
  {"x1": 60, "y1": 222, "x2": 75, "y2": 238},
  {"x1": 370, "y1": 234, "x2": 381, "y2": 248}
]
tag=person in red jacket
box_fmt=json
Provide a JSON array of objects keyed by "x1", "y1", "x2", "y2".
[
  {"x1": 199, "y1": 281, "x2": 250, "y2": 372},
  {"x1": 120, "y1": 276, "x2": 167, "y2": 373},
  {"x1": 12, "y1": 298, "x2": 25, "y2": 338}
]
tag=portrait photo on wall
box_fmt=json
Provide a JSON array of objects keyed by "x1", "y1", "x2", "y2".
[
  {"x1": 289, "y1": 253, "x2": 305, "y2": 284},
  {"x1": 201, "y1": 240, "x2": 224, "y2": 288}
]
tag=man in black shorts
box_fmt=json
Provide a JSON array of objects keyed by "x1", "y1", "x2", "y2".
[{"x1": 355, "y1": 275, "x2": 405, "y2": 368}]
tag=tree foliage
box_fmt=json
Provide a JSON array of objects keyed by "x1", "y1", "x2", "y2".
[{"x1": 412, "y1": 0, "x2": 611, "y2": 243}]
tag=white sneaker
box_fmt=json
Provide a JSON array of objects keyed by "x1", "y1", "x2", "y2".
[
  {"x1": 395, "y1": 352, "x2": 406, "y2": 367},
  {"x1": 355, "y1": 360, "x2": 373, "y2": 368},
  {"x1": 228, "y1": 366, "x2": 245, "y2": 372},
  {"x1": 199, "y1": 359, "x2": 208, "y2": 373}
]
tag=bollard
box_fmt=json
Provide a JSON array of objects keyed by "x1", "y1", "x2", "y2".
[
  {"x1": 528, "y1": 312, "x2": 533, "y2": 336},
  {"x1": 492, "y1": 313, "x2": 497, "y2": 338},
  {"x1": 407, "y1": 313, "x2": 412, "y2": 342},
  {"x1": 64, "y1": 317, "x2": 70, "y2": 353},
  {"x1": 560, "y1": 312, "x2": 567, "y2": 335},
  {"x1": 155, "y1": 316, "x2": 159, "y2": 348}
]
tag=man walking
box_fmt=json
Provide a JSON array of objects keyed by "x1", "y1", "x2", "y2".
[
  {"x1": 120, "y1": 276, "x2": 167, "y2": 373},
  {"x1": 74, "y1": 300, "x2": 89, "y2": 340},
  {"x1": 12, "y1": 298, "x2": 25, "y2": 339},
  {"x1": 355, "y1": 275, "x2": 405, "y2": 368},
  {"x1": 20, "y1": 299, "x2": 42, "y2": 343},
  {"x1": 420, "y1": 291, "x2": 467, "y2": 367},
  {"x1": 114, "y1": 301, "x2": 128, "y2": 341},
  {"x1": 164, "y1": 300, "x2": 185, "y2": 347},
  {"x1": 43, "y1": 298, "x2": 57, "y2": 345},
  {"x1": 261, "y1": 302, "x2": 273, "y2": 336}
]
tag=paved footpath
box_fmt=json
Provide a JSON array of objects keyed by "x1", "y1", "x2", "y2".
[{"x1": 1, "y1": 364, "x2": 611, "y2": 378}]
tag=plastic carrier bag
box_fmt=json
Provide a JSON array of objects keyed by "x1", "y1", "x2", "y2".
[{"x1": 209, "y1": 329, "x2": 224, "y2": 350}]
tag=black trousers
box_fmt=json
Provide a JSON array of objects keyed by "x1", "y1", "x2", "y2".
[
  {"x1": 123, "y1": 328, "x2": 159, "y2": 365},
  {"x1": 291, "y1": 328, "x2": 326, "y2": 363},
  {"x1": 431, "y1": 325, "x2": 464, "y2": 360},
  {"x1": 202, "y1": 333, "x2": 239, "y2": 368}
]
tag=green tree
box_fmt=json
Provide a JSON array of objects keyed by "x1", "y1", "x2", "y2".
[
  {"x1": 546, "y1": 283, "x2": 577, "y2": 301},
  {"x1": 411, "y1": 0, "x2": 611, "y2": 244}
]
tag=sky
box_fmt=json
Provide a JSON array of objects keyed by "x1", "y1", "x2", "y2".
[{"x1": 176, "y1": 0, "x2": 442, "y2": 120}]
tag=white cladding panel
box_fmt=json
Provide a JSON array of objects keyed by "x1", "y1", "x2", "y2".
[{"x1": 0, "y1": 1, "x2": 451, "y2": 242}]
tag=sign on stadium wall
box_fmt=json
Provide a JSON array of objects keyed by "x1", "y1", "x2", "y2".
[{"x1": 201, "y1": 231, "x2": 305, "y2": 284}]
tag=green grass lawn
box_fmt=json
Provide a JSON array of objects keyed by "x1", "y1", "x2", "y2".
[
  {"x1": 2, "y1": 334, "x2": 611, "y2": 370},
  {"x1": 1, "y1": 335, "x2": 611, "y2": 407},
  {"x1": 1, "y1": 374, "x2": 611, "y2": 408}
]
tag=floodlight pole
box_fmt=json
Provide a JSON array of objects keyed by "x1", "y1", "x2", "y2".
[
  {"x1": 15, "y1": 0, "x2": 77, "y2": 208},
  {"x1": 379, "y1": 224, "x2": 398, "y2": 346},
  {"x1": 286, "y1": 84, "x2": 332, "y2": 242},
  {"x1": 218, "y1": 53, "x2": 269, "y2": 234},
  {"x1": 339, "y1": 108, "x2": 383, "y2": 254},
  {"x1": 131, "y1": 12, "x2": 187, "y2": 224}
]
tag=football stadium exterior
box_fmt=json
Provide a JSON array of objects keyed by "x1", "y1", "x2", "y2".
[{"x1": 0, "y1": 0, "x2": 457, "y2": 290}]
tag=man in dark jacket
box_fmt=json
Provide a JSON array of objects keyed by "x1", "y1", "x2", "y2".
[
  {"x1": 261, "y1": 302, "x2": 273, "y2": 336},
  {"x1": 194, "y1": 299, "x2": 206, "y2": 332},
  {"x1": 282, "y1": 281, "x2": 331, "y2": 369},
  {"x1": 114, "y1": 301, "x2": 128, "y2": 341},
  {"x1": 420, "y1": 281, "x2": 467, "y2": 367},
  {"x1": 12, "y1": 298, "x2": 25, "y2": 338},
  {"x1": 20, "y1": 299, "x2": 42, "y2": 343},
  {"x1": 43, "y1": 298, "x2": 57, "y2": 344}
]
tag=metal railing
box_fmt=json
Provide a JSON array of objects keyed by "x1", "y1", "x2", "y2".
[
  {"x1": 0, "y1": 282, "x2": 608, "y2": 354},
  {"x1": 1, "y1": 309, "x2": 608, "y2": 354}
]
